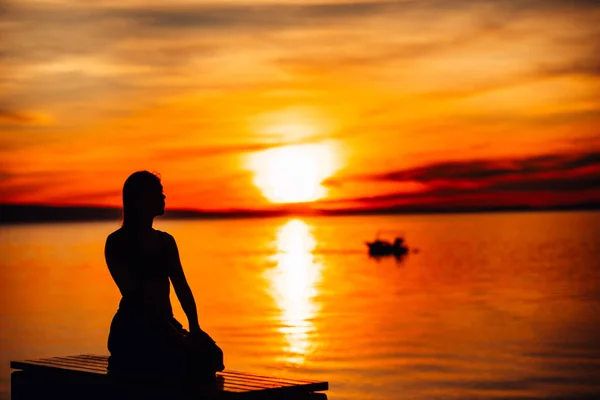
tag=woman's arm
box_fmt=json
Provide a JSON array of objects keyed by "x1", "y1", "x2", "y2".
[{"x1": 165, "y1": 233, "x2": 201, "y2": 333}]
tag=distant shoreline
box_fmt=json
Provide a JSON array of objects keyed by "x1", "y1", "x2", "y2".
[{"x1": 1, "y1": 203, "x2": 599, "y2": 225}]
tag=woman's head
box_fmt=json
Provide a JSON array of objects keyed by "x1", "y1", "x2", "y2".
[{"x1": 122, "y1": 171, "x2": 166, "y2": 225}]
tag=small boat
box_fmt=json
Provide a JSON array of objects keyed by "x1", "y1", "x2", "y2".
[{"x1": 366, "y1": 236, "x2": 409, "y2": 257}]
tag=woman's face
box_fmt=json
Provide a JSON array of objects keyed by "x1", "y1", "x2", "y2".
[
  {"x1": 139, "y1": 181, "x2": 166, "y2": 217},
  {"x1": 153, "y1": 183, "x2": 166, "y2": 216}
]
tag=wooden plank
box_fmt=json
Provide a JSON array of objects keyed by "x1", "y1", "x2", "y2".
[
  {"x1": 219, "y1": 377, "x2": 320, "y2": 396},
  {"x1": 10, "y1": 362, "x2": 106, "y2": 382},
  {"x1": 69, "y1": 355, "x2": 326, "y2": 389},
  {"x1": 219, "y1": 375, "x2": 292, "y2": 389},
  {"x1": 63, "y1": 356, "x2": 305, "y2": 389},
  {"x1": 220, "y1": 371, "x2": 319, "y2": 386},
  {"x1": 70, "y1": 354, "x2": 108, "y2": 363},
  {"x1": 52, "y1": 357, "x2": 108, "y2": 370},
  {"x1": 11, "y1": 354, "x2": 329, "y2": 398},
  {"x1": 81, "y1": 355, "x2": 322, "y2": 382},
  {"x1": 62, "y1": 361, "x2": 319, "y2": 392},
  {"x1": 66, "y1": 355, "x2": 108, "y2": 365},
  {"x1": 196, "y1": 376, "x2": 279, "y2": 392},
  {"x1": 12, "y1": 359, "x2": 98, "y2": 373},
  {"x1": 222, "y1": 384, "x2": 320, "y2": 399},
  {"x1": 224, "y1": 369, "x2": 316, "y2": 384},
  {"x1": 11, "y1": 359, "x2": 106, "y2": 375},
  {"x1": 220, "y1": 375, "x2": 323, "y2": 394},
  {"x1": 219, "y1": 373, "x2": 328, "y2": 393},
  {"x1": 221, "y1": 378, "x2": 285, "y2": 390},
  {"x1": 221, "y1": 381, "x2": 271, "y2": 392},
  {"x1": 76, "y1": 354, "x2": 110, "y2": 361},
  {"x1": 28, "y1": 358, "x2": 106, "y2": 373},
  {"x1": 62, "y1": 356, "x2": 108, "y2": 370},
  {"x1": 33, "y1": 358, "x2": 107, "y2": 373},
  {"x1": 220, "y1": 377, "x2": 327, "y2": 394}
]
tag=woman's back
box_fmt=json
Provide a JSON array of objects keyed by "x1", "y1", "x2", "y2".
[{"x1": 106, "y1": 228, "x2": 173, "y2": 320}]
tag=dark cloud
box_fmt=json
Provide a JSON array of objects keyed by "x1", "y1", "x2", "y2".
[
  {"x1": 106, "y1": 0, "x2": 600, "y2": 31},
  {"x1": 3, "y1": 1, "x2": 398, "y2": 34},
  {"x1": 331, "y1": 151, "x2": 600, "y2": 184},
  {"x1": 324, "y1": 151, "x2": 600, "y2": 207},
  {"x1": 540, "y1": 55, "x2": 600, "y2": 78},
  {"x1": 0, "y1": 180, "x2": 47, "y2": 202},
  {"x1": 0, "y1": 169, "x2": 122, "y2": 204},
  {"x1": 0, "y1": 108, "x2": 35, "y2": 124},
  {"x1": 323, "y1": 175, "x2": 600, "y2": 209},
  {"x1": 0, "y1": 171, "x2": 16, "y2": 181},
  {"x1": 6, "y1": 0, "x2": 600, "y2": 37},
  {"x1": 43, "y1": 189, "x2": 122, "y2": 204},
  {"x1": 490, "y1": 174, "x2": 599, "y2": 193},
  {"x1": 567, "y1": 133, "x2": 600, "y2": 147}
]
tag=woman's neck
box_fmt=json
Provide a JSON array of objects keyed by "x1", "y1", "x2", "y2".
[{"x1": 123, "y1": 217, "x2": 154, "y2": 231}]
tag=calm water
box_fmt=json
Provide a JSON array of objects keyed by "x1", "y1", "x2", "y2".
[{"x1": 1, "y1": 212, "x2": 600, "y2": 399}]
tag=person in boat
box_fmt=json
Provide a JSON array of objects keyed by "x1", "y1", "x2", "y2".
[{"x1": 105, "y1": 170, "x2": 224, "y2": 380}]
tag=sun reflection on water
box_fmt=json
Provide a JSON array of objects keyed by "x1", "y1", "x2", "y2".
[{"x1": 267, "y1": 219, "x2": 322, "y2": 366}]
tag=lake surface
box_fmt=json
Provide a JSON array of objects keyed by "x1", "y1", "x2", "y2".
[{"x1": 1, "y1": 212, "x2": 600, "y2": 399}]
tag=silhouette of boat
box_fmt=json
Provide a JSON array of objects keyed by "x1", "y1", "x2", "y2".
[{"x1": 366, "y1": 235, "x2": 409, "y2": 257}]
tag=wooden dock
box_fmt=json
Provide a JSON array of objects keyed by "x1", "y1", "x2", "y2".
[{"x1": 11, "y1": 354, "x2": 328, "y2": 399}]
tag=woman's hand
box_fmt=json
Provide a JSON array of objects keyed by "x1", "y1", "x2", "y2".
[{"x1": 189, "y1": 322, "x2": 202, "y2": 334}]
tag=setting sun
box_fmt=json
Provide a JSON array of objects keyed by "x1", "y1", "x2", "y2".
[{"x1": 248, "y1": 143, "x2": 339, "y2": 204}]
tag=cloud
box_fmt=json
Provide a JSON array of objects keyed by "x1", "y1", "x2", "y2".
[
  {"x1": 152, "y1": 132, "x2": 340, "y2": 161},
  {"x1": 41, "y1": 189, "x2": 123, "y2": 205},
  {"x1": 0, "y1": 168, "x2": 121, "y2": 204},
  {"x1": 323, "y1": 151, "x2": 600, "y2": 207},
  {"x1": 3, "y1": 1, "x2": 398, "y2": 38},
  {"x1": 331, "y1": 151, "x2": 600, "y2": 184},
  {"x1": 4, "y1": 0, "x2": 598, "y2": 105},
  {"x1": 94, "y1": 0, "x2": 600, "y2": 32},
  {"x1": 540, "y1": 56, "x2": 600, "y2": 78},
  {"x1": 0, "y1": 108, "x2": 36, "y2": 124},
  {"x1": 322, "y1": 177, "x2": 600, "y2": 210},
  {"x1": 419, "y1": 55, "x2": 600, "y2": 101},
  {"x1": 0, "y1": 177, "x2": 56, "y2": 203},
  {"x1": 153, "y1": 143, "x2": 280, "y2": 160},
  {"x1": 5, "y1": 0, "x2": 599, "y2": 55}
]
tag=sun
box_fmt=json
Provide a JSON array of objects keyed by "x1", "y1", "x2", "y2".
[{"x1": 248, "y1": 143, "x2": 338, "y2": 203}]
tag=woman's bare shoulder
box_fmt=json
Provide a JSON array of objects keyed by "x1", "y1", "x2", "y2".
[
  {"x1": 155, "y1": 229, "x2": 176, "y2": 244},
  {"x1": 106, "y1": 228, "x2": 128, "y2": 248}
]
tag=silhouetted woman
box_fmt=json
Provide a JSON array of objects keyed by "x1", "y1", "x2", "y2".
[{"x1": 106, "y1": 171, "x2": 224, "y2": 380}]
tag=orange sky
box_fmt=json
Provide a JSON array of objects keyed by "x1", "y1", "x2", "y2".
[{"x1": 1, "y1": 0, "x2": 599, "y2": 212}]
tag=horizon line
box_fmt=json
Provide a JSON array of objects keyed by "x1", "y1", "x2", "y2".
[{"x1": 1, "y1": 202, "x2": 599, "y2": 224}]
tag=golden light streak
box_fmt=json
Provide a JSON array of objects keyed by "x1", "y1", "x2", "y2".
[{"x1": 266, "y1": 219, "x2": 322, "y2": 365}]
